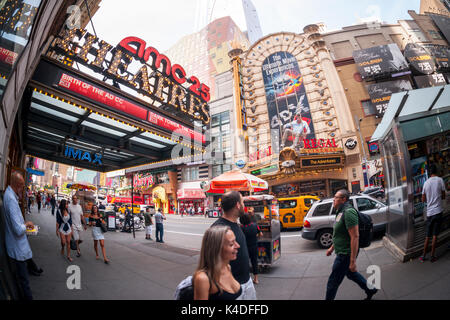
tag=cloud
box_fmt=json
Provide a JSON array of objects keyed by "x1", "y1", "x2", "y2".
[{"x1": 356, "y1": 5, "x2": 382, "y2": 24}]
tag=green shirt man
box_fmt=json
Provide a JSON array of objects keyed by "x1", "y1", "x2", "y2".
[{"x1": 332, "y1": 203, "x2": 358, "y2": 255}]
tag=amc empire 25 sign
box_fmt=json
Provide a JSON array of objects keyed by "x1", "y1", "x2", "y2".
[{"x1": 50, "y1": 28, "x2": 210, "y2": 124}]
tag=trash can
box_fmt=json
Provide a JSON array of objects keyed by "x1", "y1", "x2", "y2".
[{"x1": 105, "y1": 211, "x2": 116, "y2": 231}]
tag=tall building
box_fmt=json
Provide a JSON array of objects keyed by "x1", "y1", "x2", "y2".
[
  {"x1": 420, "y1": 0, "x2": 450, "y2": 16},
  {"x1": 242, "y1": 0, "x2": 263, "y2": 45},
  {"x1": 165, "y1": 16, "x2": 250, "y2": 101}
]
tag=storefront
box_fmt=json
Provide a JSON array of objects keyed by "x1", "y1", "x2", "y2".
[
  {"x1": 371, "y1": 84, "x2": 450, "y2": 262},
  {"x1": 177, "y1": 181, "x2": 207, "y2": 214}
]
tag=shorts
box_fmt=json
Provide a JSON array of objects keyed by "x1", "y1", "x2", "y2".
[
  {"x1": 426, "y1": 213, "x2": 442, "y2": 237},
  {"x1": 146, "y1": 225, "x2": 153, "y2": 235},
  {"x1": 72, "y1": 225, "x2": 83, "y2": 241}
]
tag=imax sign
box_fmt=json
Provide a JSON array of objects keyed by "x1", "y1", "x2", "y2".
[{"x1": 64, "y1": 146, "x2": 102, "y2": 165}]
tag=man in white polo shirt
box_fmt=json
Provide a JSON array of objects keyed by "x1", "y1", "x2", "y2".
[
  {"x1": 420, "y1": 164, "x2": 446, "y2": 263},
  {"x1": 69, "y1": 195, "x2": 87, "y2": 257}
]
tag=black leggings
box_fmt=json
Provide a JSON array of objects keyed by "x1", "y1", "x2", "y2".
[{"x1": 248, "y1": 245, "x2": 258, "y2": 275}]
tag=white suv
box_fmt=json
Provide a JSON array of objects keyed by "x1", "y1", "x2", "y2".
[{"x1": 301, "y1": 195, "x2": 387, "y2": 249}]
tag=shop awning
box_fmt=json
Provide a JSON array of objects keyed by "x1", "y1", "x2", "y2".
[
  {"x1": 371, "y1": 84, "x2": 450, "y2": 143},
  {"x1": 177, "y1": 189, "x2": 206, "y2": 199}
]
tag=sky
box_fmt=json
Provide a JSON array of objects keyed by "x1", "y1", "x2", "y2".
[{"x1": 86, "y1": 0, "x2": 421, "y2": 53}]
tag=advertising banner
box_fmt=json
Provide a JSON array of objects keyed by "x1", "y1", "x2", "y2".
[
  {"x1": 414, "y1": 74, "x2": 447, "y2": 88},
  {"x1": 423, "y1": 45, "x2": 450, "y2": 71},
  {"x1": 261, "y1": 52, "x2": 315, "y2": 153},
  {"x1": 367, "y1": 80, "x2": 413, "y2": 118},
  {"x1": 353, "y1": 44, "x2": 409, "y2": 79},
  {"x1": 404, "y1": 43, "x2": 436, "y2": 75}
]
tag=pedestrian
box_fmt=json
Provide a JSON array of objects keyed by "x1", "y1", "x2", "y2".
[
  {"x1": 181, "y1": 206, "x2": 184, "y2": 217},
  {"x1": 144, "y1": 207, "x2": 154, "y2": 240},
  {"x1": 419, "y1": 164, "x2": 446, "y2": 263},
  {"x1": 36, "y1": 192, "x2": 41, "y2": 213},
  {"x1": 154, "y1": 208, "x2": 166, "y2": 243},
  {"x1": 3, "y1": 172, "x2": 35, "y2": 300},
  {"x1": 69, "y1": 195, "x2": 87, "y2": 258},
  {"x1": 211, "y1": 191, "x2": 256, "y2": 300},
  {"x1": 56, "y1": 199, "x2": 73, "y2": 262},
  {"x1": 247, "y1": 207, "x2": 258, "y2": 223},
  {"x1": 46, "y1": 193, "x2": 50, "y2": 209},
  {"x1": 193, "y1": 225, "x2": 242, "y2": 300},
  {"x1": 89, "y1": 205, "x2": 109, "y2": 264},
  {"x1": 50, "y1": 194, "x2": 56, "y2": 215},
  {"x1": 239, "y1": 213, "x2": 263, "y2": 285},
  {"x1": 121, "y1": 206, "x2": 132, "y2": 233},
  {"x1": 325, "y1": 189, "x2": 378, "y2": 300}
]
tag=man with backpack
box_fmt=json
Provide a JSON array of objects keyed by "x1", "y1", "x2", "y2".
[{"x1": 325, "y1": 189, "x2": 378, "y2": 300}]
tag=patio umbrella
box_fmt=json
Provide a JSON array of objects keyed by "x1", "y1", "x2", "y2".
[{"x1": 208, "y1": 170, "x2": 269, "y2": 193}]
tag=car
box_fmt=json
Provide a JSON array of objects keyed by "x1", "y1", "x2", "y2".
[
  {"x1": 302, "y1": 195, "x2": 387, "y2": 249},
  {"x1": 361, "y1": 186, "x2": 385, "y2": 201}
]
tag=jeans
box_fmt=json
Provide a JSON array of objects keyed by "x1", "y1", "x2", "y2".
[
  {"x1": 325, "y1": 254, "x2": 371, "y2": 300},
  {"x1": 12, "y1": 259, "x2": 33, "y2": 300},
  {"x1": 156, "y1": 223, "x2": 164, "y2": 242},
  {"x1": 248, "y1": 245, "x2": 258, "y2": 275}
]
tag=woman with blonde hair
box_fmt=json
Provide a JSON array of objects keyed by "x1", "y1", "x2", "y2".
[{"x1": 193, "y1": 225, "x2": 242, "y2": 300}]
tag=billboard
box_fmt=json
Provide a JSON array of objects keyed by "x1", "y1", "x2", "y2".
[
  {"x1": 414, "y1": 73, "x2": 447, "y2": 88},
  {"x1": 367, "y1": 80, "x2": 413, "y2": 118},
  {"x1": 404, "y1": 43, "x2": 436, "y2": 75},
  {"x1": 262, "y1": 52, "x2": 315, "y2": 152},
  {"x1": 353, "y1": 44, "x2": 409, "y2": 79},
  {"x1": 423, "y1": 45, "x2": 450, "y2": 71}
]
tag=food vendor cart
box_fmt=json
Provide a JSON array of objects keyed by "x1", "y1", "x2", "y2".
[
  {"x1": 67, "y1": 183, "x2": 97, "y2": 220},
  {"x1": 243, "y1": 195, "x2": 281, "y2": 270}
]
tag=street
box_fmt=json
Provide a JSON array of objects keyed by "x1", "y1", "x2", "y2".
[{"x1": 23, "y1": 205, "x2": 427, "y2": 301}]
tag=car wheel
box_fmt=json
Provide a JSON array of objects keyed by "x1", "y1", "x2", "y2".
[{"x1": 317, "y1": 229, "x2": 333, "y2": 249}]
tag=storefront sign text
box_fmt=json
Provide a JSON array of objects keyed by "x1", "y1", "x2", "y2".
[
  {"x1": 133, "y1": 174, "x2": 154, "y2": 189},
  {"x1": 50, "y1": 28, "x2": 210, "y2": 124},
  {"x1": 301, "y1": 156, "x2": 342, "y2": 168},
  {"x1": 64, "y1": 146, "x2": 102, "y2": 165}
]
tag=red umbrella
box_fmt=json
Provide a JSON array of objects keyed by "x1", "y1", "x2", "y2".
[{"x1": 208, "y1": 170, "x2": 269, "y2": 193}]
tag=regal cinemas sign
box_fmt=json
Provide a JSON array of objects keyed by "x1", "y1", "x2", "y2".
[
  {"x1": 50, "y1": 28, "x2": 210, "y2": 124},
  {"x1": 302, "y1": 138, "x2": 342, "y2": 154}
]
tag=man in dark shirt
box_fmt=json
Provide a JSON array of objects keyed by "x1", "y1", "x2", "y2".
[{"x1": 211, "y1": 191, "x2": 257, "y2": 299}]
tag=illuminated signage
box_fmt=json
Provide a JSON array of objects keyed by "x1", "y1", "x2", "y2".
[
  {"x1": 0, "y1": 1, "x2": 39, "y2": 39},
  {"x1": 232, "y1": 57, "x2": 248, "y2": 131},
  {"x1": 133, "y1": 173, "x2": 154, "y2": 189},
  {"x1": 301, "y1": 156, "x2": 342, "y2": 168},
  {"x1": 64, "y1": 146, "x2": 102, "y2": 165},
  {"x1": 49, "y1": 28, "x2": 210, "y2": 124},
  {"x1": 58, "y1": 73, "x2": 205, "y2": 143},
  {"x1": 249, "y1": 146, "x2": 272, "y2": 162},
  {"x1": 250, "y1": 165, "x2": 278, "y2": 176}
]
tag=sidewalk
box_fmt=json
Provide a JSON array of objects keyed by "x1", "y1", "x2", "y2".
[{"x1": 26, "y1": 206, "x2": 450, "y2": 300}]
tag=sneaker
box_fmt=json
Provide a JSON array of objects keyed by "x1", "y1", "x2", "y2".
[
  {"x1": 430, "y1": 256, "x2": 438, "y2": 263},
  {"x1": 365, "y1": 288, "x2": 378, "y2": 300},
  {"x1": 419, "y1": 256, "x2": 427, "y2": 263}
]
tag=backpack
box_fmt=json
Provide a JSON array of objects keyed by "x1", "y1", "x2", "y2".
[
  {"x1": 342, "y1": 203, "x2": 373, "y2": 248},
  {"x1": 174, "y1": 276, "x2": 194, "y2": 300}
]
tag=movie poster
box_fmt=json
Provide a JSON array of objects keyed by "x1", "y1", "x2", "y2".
[{"x1": 262, "y1": 52, "x2": 316, "y2": 152}]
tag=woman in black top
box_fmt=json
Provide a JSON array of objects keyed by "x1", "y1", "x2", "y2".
[
  {"x1": 240, "y1": 214, "x2": 262, "y2": 284},
  {"x1": 193, "y1": 225, "x2": 242, "y2": 300},
  {"x1": 89, "y1": 205, "x2": 109, "y2": 264}
]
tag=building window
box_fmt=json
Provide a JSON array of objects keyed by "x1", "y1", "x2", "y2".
[
  {"x1": 210, "y1": 111, "x2": 231, "y2": 165},
  {"x1": 428, "y1": 30, "x2": 443, "y2": 40},
  {"x1": 361, "y1": 100, "x2": 376, "y2": 117},
  {"x1": 182, "y1": 167, "x2": 199, "y2": 182}
]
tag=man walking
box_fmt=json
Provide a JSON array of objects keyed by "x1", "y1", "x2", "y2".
[
  {"x1": 50, "y1": 194, "x2": 56, "y2": 216},
  {"x1": 121, "y1": 206, "x2": 132, "y2": 233},
  {"x1": 420, "y1": 164, "x2": 446, "y2": 263},
  {"x1": 325, "y1": 189, "x2": 378, "y2": 300},
  {"x1": 154, "y1": 208, "x2": 166, "y2": 243},
  {"x1": 3, "y1": 172, "x2": 35, "y2": 300},
  {"x1": 36, "y1": 192, "x2": 41, "y2": 213},
  {"x1": 69, "y1": 195, "x2": 86, "y2": 257},
  {"x1": 144, "y1": 207, "x2": 154, "y2": 241},
  {"x1": 212, "y1": 191, "x2": 257, "y2": 300}
]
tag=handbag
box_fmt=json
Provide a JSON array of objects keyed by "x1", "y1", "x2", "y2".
[
  {"x1": 70, "y1": 239, "x2": 77, "y2": 251},
  {"x1": 100, "y1": 219, "x2": 108, "y2": 233}
]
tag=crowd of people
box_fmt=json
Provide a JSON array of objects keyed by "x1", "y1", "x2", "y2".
[{"x1": 3, "y1": 167, "x2": 447, "y2": 301}]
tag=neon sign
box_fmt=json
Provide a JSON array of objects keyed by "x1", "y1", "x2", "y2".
[
  {"x1": 64, "y1": 146, "x2": 102, "y2": 165},
  {"x1": 49, "y1": 28, "x2": 210, "y2": 124}
]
